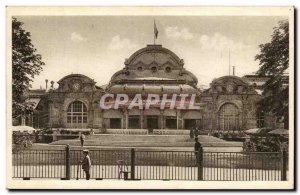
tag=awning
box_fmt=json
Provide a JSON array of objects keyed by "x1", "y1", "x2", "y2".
[
  {"x1": 25, "y1": 98, "x2": 41, "y2": 109},
  {"x1": 12, "y1": 125, "x2": 36, "y2": 133},
  {"x1": 268, "y1": 129, "x2": 289, "y2": 135}
]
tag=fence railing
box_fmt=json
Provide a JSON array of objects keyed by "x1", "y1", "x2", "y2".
[{"x1": 12, "y1": 146, "x2": 288, "y2": 181}]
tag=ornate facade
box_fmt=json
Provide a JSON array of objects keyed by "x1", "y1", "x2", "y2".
[{"x1": 26, "y1": 44, "x2": 264, "y2": 133}]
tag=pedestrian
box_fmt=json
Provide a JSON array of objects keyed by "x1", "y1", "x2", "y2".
[
  {"x1": 80, "y1": 133, "x2": 85, "y2": 147},
  {"x1": 80, "y1": 150, "x2": 92, "y2": 180},
  {"x1": 194, "y1": 137, "x2": 202, "y2": 164},
  {"x1": 194, "y1": 127, "x2": 199, "y2": 138},
  {"x1": 90, "y1": 128, "x2": 94, "y2": 135},
  {"x1": 189, "y1": 128, "x2": 194, "y2": 139}
]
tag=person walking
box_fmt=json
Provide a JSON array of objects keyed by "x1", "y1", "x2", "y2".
[
  {"x1": 80, "y1": 150, "x2": 92, "y2": 180},
  {"x1": 194, "y1": 137, "x2": 202, "y2": 165},
  {"x1": 80, "y1": 133, "x2": 85, "y2": 147}
]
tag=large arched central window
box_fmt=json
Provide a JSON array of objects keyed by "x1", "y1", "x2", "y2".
[
  {"x1": 67, "y1": 101, "x2": 88, "y2": 128},
  {"x1": 218, "y1": 103, "x2": 240, "y2": 131}
]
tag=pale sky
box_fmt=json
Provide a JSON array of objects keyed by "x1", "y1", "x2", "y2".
[{"x1": 16, "y1": 16, "x2": 287, "y2": 89}]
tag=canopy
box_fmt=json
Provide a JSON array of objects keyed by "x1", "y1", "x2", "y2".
[
  {"x1": 245, "y1": 128, "x2": 271, "y2": 135},
  {"x1": 245, "y1": 128, "x2": 262, "y2": 134},
  {"x1": 12, "y1": 125, "x2": 36, "y2": 133},
  {"x1": 268, "y1": 129, "x2": 289, "y2": 135},
  {"x1": 25, "y1": 98, "x2": 41, "y2": 109}
]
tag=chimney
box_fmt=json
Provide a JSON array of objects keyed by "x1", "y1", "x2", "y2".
[
  {"x1": 50, "y1": 81, "x2": 54, "y2": 89},
  {"x1": 45, "y1": 79, "x2": 48, "y2": 90}
]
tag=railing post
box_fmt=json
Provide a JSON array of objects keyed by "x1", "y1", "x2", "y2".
[
  {"x1": 130, "y1": 148, "x2": 135, "y2": 180},
  {"x1": 197, "y1": 146, "x2": 204, "y2": 181},
  {"x1": 65, "y1": 144, "x2": 71, "y2": 180},
  {"x1": 281, "y1": 149, "x2": 287, "y2": 181}
]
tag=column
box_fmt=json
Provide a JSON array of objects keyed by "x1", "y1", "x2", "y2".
[
  {"x1": 160, "y1": 110, "x2": 164, "y2": 129},
  {"x1": 125, "y1": 109, "x2": 128, "y2": 129},
  {"x1": 140, "y1": 109, "x2": 144, "y2": 129}
]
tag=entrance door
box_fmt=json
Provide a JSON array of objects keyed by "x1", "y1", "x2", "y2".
[
  {"x1": 165, "y1": 117, "x2": 177, "y2": 129},
  {"x1": 184, "y1": 119, "x2": 196, "y2": 130},
  {"x1": 147, "y1": 116, "x2": 159, "y2": 129},
  {"x1": 184, "y1": 119, "x2": 202, "y2": 130},
  {"x1": 110, "y1": 118, "x2": 121, "y2": 129}
]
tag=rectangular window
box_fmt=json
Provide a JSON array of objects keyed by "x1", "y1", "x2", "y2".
[
  {"x1": 128, "y1": 116, "x2": 140, "y2": 129},
  {"x1": 165, "y1": 117, "x2": 177, "y2": 129},
  {"x1": 83, "y1": 117, "x2": 87, "y2": 123},
  {"x1": 110, "y1": 118, "x2": 121, "y2": 129}
]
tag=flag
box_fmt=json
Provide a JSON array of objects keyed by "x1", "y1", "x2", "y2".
[{"x1": 154, "y1": 20, "x2": 158, "y2": 39}]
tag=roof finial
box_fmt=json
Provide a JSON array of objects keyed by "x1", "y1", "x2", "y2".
[{"x1": 228, "y1": 48, "x2": 231, "y2": 76}]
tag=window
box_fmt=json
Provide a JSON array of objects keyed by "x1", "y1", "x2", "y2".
[
  {"x1": 137, "y1": 66, "x2": 143, "y2": 71},
  {"x1": 165, "y1": 66, "x2": 171, "y2": 73},
  {"x1": 218, "y1": 103, "x2": 240, "y2": 131},
  {"x1": 110, "y1": 118, "x2": 121, "y2": 129},
  {"x1": 128, "y1": 116, "x2": 140, "y2": 129},
  {"x1": 165, "y1": 117, "x2": 177, "y2": 129},
  {"x1": 151, "y1": 66, "x2": 157, "y2": 72},
  {"x1": 67, "y1": 101, "x2": 88, "y2": 128}
]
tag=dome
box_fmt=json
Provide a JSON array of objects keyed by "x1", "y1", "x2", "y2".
[
  {"x1": 109, "y1": 45, "x2": 198, "y2": 87},
  {"x1": 124, "y1": 44, "x2": 184, "y2": 69}
]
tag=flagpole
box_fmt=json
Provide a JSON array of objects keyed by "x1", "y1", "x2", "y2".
[{"x1": 154, "y1": 19, "x2": 155, "y2": 45}]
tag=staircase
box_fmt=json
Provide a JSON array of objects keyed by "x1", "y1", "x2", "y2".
[{"x1": 50, "y1": 133, "x2": 242, "y2": 148}]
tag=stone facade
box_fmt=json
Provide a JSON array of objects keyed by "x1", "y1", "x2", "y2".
[
  {"x1": 43, "y1": 74, "x2": 105, "y2": 129},
  {"x1": 201, "y1": 76, "x2": 260, "y2": 132},
  {"x1": 25, "y1": 44, "x2": 270, "y2": 132}
]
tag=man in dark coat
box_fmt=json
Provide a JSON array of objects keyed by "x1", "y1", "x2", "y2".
[
  {"x1": 81, "y1": 150, "x2": 92, "y2": 180},
  {"x1": 194, "y1": 138, "x2": 202, "y2": 164}
]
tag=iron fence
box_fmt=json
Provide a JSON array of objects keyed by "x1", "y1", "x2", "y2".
[
  {"x1": 12, "y1": 150, "x2": 66, "y2": 179},
  {"x1": 12, "y1": 146, "x2": 288, "y2": 181}
]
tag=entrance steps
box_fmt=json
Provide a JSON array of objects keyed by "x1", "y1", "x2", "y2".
[{"x1": 50, "y1": 134, "x2": 242, "y2": 148}]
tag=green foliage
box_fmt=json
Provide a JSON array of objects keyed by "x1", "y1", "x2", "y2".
[
  {"x1": 255, "y1": 20, "x2": 289, "y2": 128},
  {"x1": 12, "y1": 132, "x2": 34, "y2": 152},
  {"x1": 12, "y1": 17, "x2": 45, "y2": 118},
  {"x1": 243, "y1": 135, "x2": 286, "y2": 152}
]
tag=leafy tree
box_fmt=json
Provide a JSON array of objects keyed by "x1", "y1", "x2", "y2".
[
  {"x1": 255, "y1": 20, "x2": 289, "y2": 129},
  {"x1": 12, "y1": 17, "x2": 45, "y2": 120}
]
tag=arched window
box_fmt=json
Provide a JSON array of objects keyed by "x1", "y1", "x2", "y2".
[
  {"x1": 218, "y1": 103, "x2": 240, "y2": 131},
  {"x1": 151, "y1": 66, "x2": 157, "y2": 72},
  {"x1": 67, "y1": 101, "x2": 88, "y2": 128}
]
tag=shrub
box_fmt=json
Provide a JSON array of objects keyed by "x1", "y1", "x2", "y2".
[{"x1": 243, "y1": 135, "x2": 284, "y2": 152}]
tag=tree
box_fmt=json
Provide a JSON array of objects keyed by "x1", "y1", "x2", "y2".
[
  {"x1": 255, "y1": 20, "x2": 289, "y2": 128},
  {"x1": 12, "y1": 17, "x2": 45, "y2": 120}
]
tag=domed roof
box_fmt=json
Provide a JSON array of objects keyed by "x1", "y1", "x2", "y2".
[
  {"x1": 124, "y1": 44, "x2": 184, "y2": 69},
  {"x1": 108, "y1": 45, "x2": 198, "y2": 89}
]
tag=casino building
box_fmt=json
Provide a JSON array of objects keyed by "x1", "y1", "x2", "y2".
[{"x1": 23, "y1": 44, "x2": 270, "y2": 133}]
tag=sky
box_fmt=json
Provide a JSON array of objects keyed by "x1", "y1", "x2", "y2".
[{"x1": 16, "y1": 15, "x2": 287, "y2": 89}]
